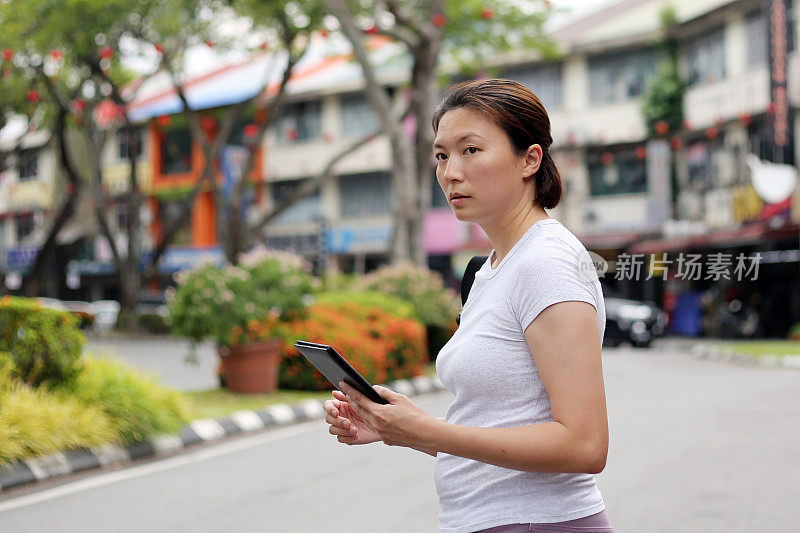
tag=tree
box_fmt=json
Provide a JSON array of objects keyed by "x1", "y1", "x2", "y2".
[
  {"x1": 642, "y1": 5, "x2": 686, "y2": 136},
  {"x1": 1, "y1": 0, "x2": 183, "y2": 327},
  {"x1": 320, "y1": 0, "x2": 559, "y2": 265}
]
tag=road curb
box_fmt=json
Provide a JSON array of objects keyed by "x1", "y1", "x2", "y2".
[
  {"x1": 690, "y1": 344, "x2": 800, "y2": 370},
  {"x1": 0, "y1": 374, "x2": 447, "y2": 493}
]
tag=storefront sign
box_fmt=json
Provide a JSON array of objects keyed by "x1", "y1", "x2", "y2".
[
  {"x1": 732, "y1": 184, "x2": 765, "y2": 223},
  {"x1": 326, "y1": 225, "x2": 392, "y2": 254},
  {"x1": 6, "y1": 245, "x2": 39, "y2": 272},
  {"x1": 766, "y1": 0, "x2": 795, "y2": 164}
]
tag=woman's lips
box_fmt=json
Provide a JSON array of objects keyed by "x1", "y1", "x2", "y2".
[{"x1": 450, "y1": 196, "x2": 470, "y2": 206}]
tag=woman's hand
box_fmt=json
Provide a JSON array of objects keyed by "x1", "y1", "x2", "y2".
[
  {"x1": 323, "y1": 390, "x2": 382, "y2": 445},
  {"x1": 334, "y1": 381, "x2": 440, "y2": 452}
]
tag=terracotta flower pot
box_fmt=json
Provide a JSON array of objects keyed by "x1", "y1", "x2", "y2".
[{"x1": 218, "y1": 338, "x2": 282, "y2": 394}]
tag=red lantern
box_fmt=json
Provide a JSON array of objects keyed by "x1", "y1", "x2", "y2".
[
  {"x1": 635, "y1": 146, "x2": 647, "y2": 159},
  {"x1": 682, "y1": 119, "x2": 693, "y2": 131},
  {"x1": 1, "y1": 49, "x2": 13, "y2": 61},
  {"x1": 739, "y1": 112, "x2": 751, "y2": 126},
  {"x1": 286, "y1": 128, "x2": 298, "y2": 141},
  {"x1": 670, "y1": 136, "x2": 683, "y2": 150},
  {"x1": 243, "y1": 124, "x2": 258, "y2": 139},
  {"x1": 655, "y1": 120, "x2": 669, "y2": 135},
  {"x1": 27, "y1": 90, "x2": 40, "y2": 103},
  {"x1": 157, "y1": 114, "x2": 171, "y2": 127},
  {"x1": 320, "y1": 29, "x2": 329, "y2": 38},
  {"x1": 365, "y1": 25, "x2": 379, "y2": 35},
  {"x1": 481, "y1": 7, "x2": 494, "y2": 20},
  {"x1": 705, "y1": 126, "x2": 718, "y2": 140},
  {"x1": 49, "y1": 49, "x2": 64, "y2": 61},
  {"x1": 155, "y1": 43, "x2": 165, "y2": 55},
  {"x1": 99, "y1": 46, "x2": 114, "y2": 60},
  {"x1": 431, "y1": 13, "x2": 446, "y2": 27},
  {"x1": 601, "y1": 152, "x2": 614, "y2": 166},
  {"x1": 200, "y1": 116, "x2": 216, "y2": 135},
  {"x1": 205, "y1": 40, "x2": 215, "y2": 48},
  {"x1": 71, "y1": 98, "x2": 86, "y2": 114},
  {"x1": 259, "y1": 42, "x2": 268, "y2": 51}
]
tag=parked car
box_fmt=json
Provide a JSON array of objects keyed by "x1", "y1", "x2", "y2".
[
  {"x1": 602, "y1": 286, "x2": 668, "y2": 348},
  {"x1": 90, "y1": 300, "x2": 120, "y2": 332},
  {"x1": 61, "y1": 300, "x2": 96, "y2": 329}
]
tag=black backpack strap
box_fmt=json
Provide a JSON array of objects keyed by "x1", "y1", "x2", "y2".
[{"x1": 457, "y1": 255, "x2": 488, "y2": 325}]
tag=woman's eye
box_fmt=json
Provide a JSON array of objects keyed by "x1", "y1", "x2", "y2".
[
  {"x1": 464, "y1": 147, "x2": 478, "y2": 155},
  {"x1": 435, "y1": 153, "x2": 447, "y2": 161}
]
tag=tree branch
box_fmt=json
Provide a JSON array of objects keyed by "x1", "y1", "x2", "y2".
[{"x1": 246, "y1": 131, "x2": 379, "y2": 241}]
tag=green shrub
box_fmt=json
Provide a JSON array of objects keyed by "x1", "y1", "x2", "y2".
[
  {"x1": 313, "y1": 291, "x2": 414, "y2": 319},
  {"x1": 0, "y1": 296, "x2": 85, "y2": 387},
  {"x1": 0, "y1": 359, "x2": 116, "y2": 466},
  {"x1": 168, "y1": 246, "x2": 318, "y2": 349},
  {"x1": 60, "y1": 354, "x2": 190, "y2": 445},
  {"x1": 137, "y1": 313, "x2": 171, "y2": 334},
  {"x1": 354, "y1": 262, "x2": 460, "y2": 328},
  {"x1": 319, "y1": 271, "x2": 357, "y2": 292}
]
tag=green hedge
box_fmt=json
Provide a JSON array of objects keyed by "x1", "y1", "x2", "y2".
[
  {"x1": 0, "y1": 358, "x2": 116, "y2": 466},
  {"x1": 60, "y1": 354, "x2": 190, "y2": 445},
  {"x1": 313, "y1": 291, "x2": 414, "y2": 319},
  {"x1": 0, "y1": 296, "x2": 85, "y2": 387}
]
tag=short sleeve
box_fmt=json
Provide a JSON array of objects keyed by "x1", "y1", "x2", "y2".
[{"x1": 508, "y1": 239, "x2": 599, "y2": 332}]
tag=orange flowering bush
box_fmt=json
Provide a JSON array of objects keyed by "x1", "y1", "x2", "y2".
[{"x1": 272, "y1": 302, "x2": 428, "y2": 391}]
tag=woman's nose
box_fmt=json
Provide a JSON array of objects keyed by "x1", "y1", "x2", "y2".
[{"x1": 441, "y1": 158, "x2": 463, "y2": 183}]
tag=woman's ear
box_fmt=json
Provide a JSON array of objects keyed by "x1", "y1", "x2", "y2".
[{"x1": 522, "y1": 144, "x2": 543, "y2": 179}]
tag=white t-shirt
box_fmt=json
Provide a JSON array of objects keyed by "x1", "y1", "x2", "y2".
[{"x1": 434, "y1": 218, "x2": 606, "y2": 533}]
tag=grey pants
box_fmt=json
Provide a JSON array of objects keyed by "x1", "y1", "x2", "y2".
[{"x1": 475, "y1": 510, "x2": 614, "y2": 532}]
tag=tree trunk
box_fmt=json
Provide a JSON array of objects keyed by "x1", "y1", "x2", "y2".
[{"x1": 21, "y1": 86, "x2": 81, "y2": 296}]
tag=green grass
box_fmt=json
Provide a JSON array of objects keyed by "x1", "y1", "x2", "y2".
[
  {"x1": 716, "y1": 340, "x2": 800, "y2": 357},
  {"x1": 185, "y1": 363, "x2": 439, "y2": 421}
]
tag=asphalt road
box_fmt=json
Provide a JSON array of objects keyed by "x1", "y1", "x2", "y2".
[{"x1": 2, "y1": 345, "x2": 799, "y2": 532}]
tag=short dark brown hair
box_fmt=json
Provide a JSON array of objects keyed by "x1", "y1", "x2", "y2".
[{"x1": 432, "y1": 78, "x2": 562, "y2": 210}]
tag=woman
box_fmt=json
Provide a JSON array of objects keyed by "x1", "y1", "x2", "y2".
[{"x1": 323, "y1": 79, "x2": 614, "y2": 533}]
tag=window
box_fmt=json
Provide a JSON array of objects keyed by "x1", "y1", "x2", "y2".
[
  {"x1": 116, "y1": 203, "x2": 128, "y2": 232},
  {"x1": 503, "y1": 63, "x2": 563, "y2": 109},
  {"x1": 341, "y1": 93, "x2": 379, "y2": 138},
  {"x1": 685, "y1": 27, "x2": 726, "y2": 86},
  {"x1": 587, "y1": 148, "x2": 648, "y2": 196},
  {"x1": 747, "y1": 11, "x2": 768, "y2": 67},
  {"x1": 275, "y1": 101, "x2": 321, "y2": 144},
  {"x1": 588, "y1": 48, "x2": 657, "y2": 104},
  {"x1": 157, "y1": 197, "x2": 192, "y2": 245},
  {"x1": 15, "y1": 213, "x2": 34, "y2": 242},
  {"x1": 685, "y1": 136, "x2": 729, "y2": 190},
  {"x1": 160, "y1": 127, "x2": 192, "y2": 175},
  {"x1": 339, "y1": 172, "x2": 392, "y2": 218},
  {"x1": 118, "y1": 127, "x2": 143, "y2": 160},
  {"x1": 17, "y1": 149, "x2": 38, "y2": 181},
  {"x1": 271, "y1": 179, "x2": 322, "y2": 224}
]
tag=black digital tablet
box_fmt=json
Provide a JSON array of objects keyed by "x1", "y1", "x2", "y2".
[{"x1": 294, "y1": 340, "x2": 389, "y2": 405}]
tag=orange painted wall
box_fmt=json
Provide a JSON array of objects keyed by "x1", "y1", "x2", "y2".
[
  {"x1": 147, "y1": 119, "x2": 267, "y2": 248},
  {"x1": 192, "y1": 191, "x2": 217, "y2": 247}
]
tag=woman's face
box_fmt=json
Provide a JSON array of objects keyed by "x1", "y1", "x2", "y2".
[{"x1": 433, "y1": 107, "x2": 540, "y2": 225}]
